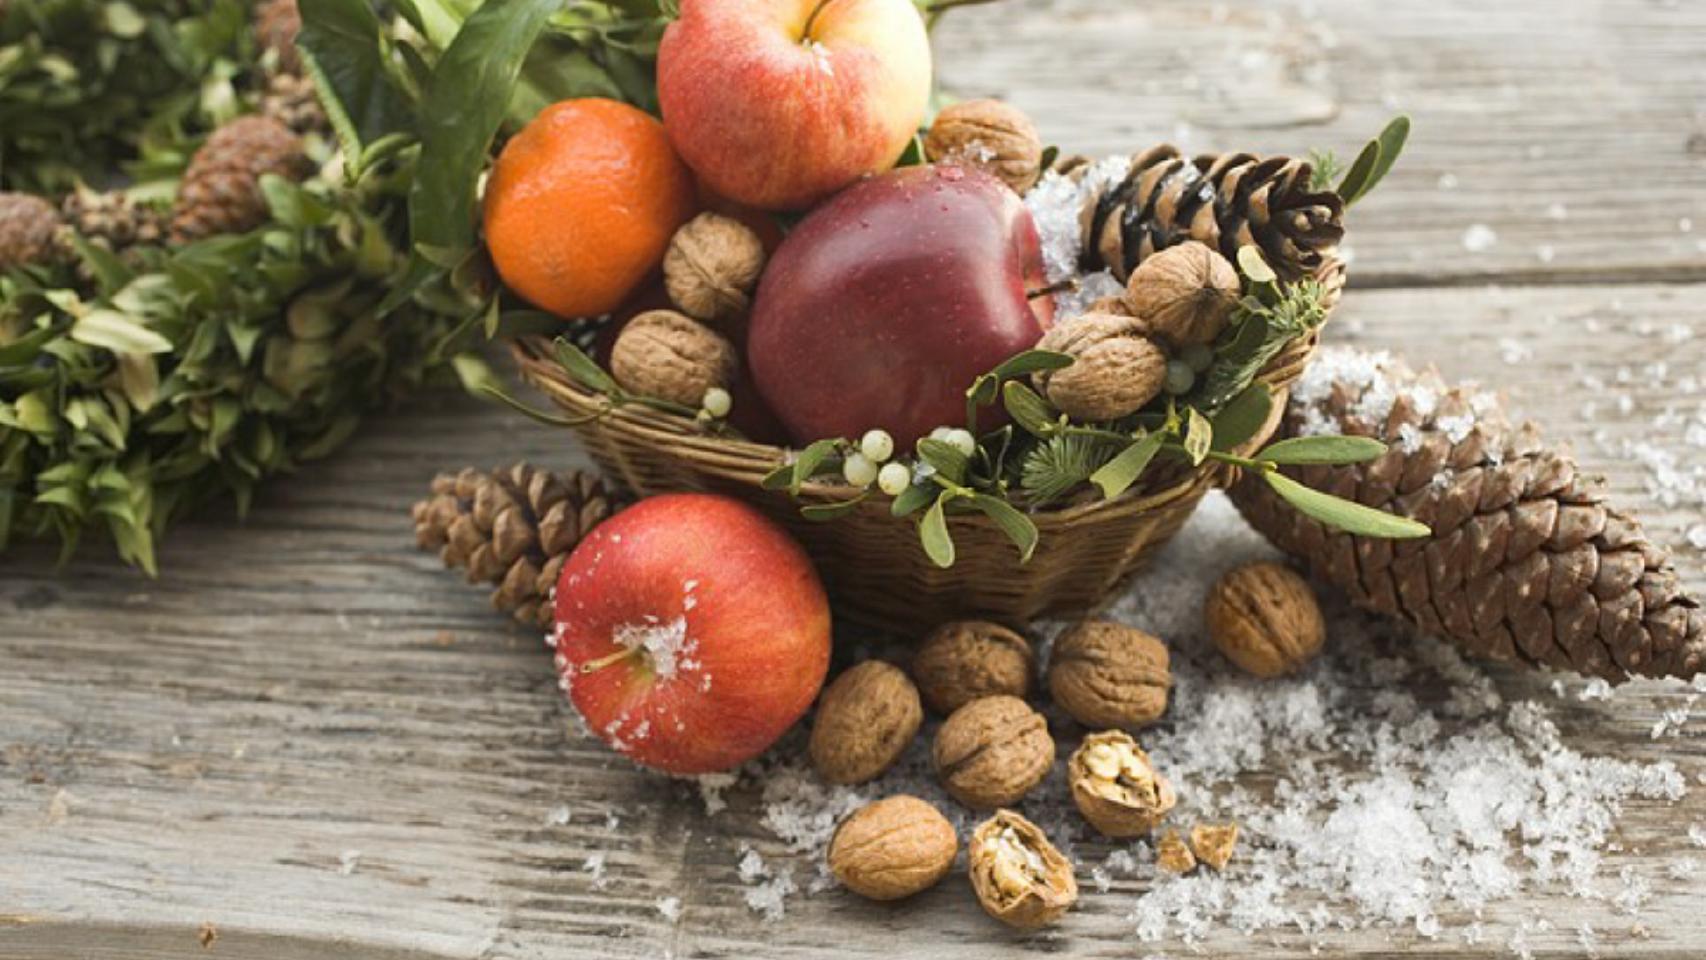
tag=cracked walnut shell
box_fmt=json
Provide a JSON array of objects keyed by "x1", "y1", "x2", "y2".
[
  {"x1": 1031, "y1": 311, "x2": 1168, "y2": 422},
  {"x1": 968, "y1": 809, "x2": 1077, "y2": 929},
  {"x1": 911, "y1": 620, "x2": 1033, "y2": 715},
  {"x1": 923, "y1": 98, "x2": 1044, "y2": 194},
  {"x1": 1068, "y1": 730, "x2": 1176, "y2": 838},
  {"x1": 1123, "y1": 240, "x2": 1239, "y2": 348},
  {"x1": 1046, "y1": 620, "x2": 1171, "y2": 730},
  {"x1": 609, "y1": 309, "x2": 737, "y2": 408},
  {"x1": 1190, "y1": 822, "x2": 1239, "y2": 871},
  {"x1": 1155, "y1": 829, "x2": 1196, "y2": 874},
  {"x1": 932, "y1": 695, "x2": 1053, "y2": 809},
  {"x1": 1205, "y1": 562, "x2": 1325, "y2": 678},
  {"x1": 662, "y1": 212, "x2": 767, "y2": 323},
  {"x1": 827, "y1": 795, "x2": 958, "y2": 901},
  {"x1": 810, "y1": 660, "x2": 923, "y2": 785}
]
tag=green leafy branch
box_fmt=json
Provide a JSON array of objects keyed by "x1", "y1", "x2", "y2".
[{"x1": 1307, "y1": 115, "x2": 1411, "y2": 204}]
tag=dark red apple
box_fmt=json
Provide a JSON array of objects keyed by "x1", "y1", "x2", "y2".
[
  {"x1": 746, "y1": 164, "x2": 1055, "y2": 449},
  {"x1": 552, "y1": 494, "x2": 831, "y2": 774}
]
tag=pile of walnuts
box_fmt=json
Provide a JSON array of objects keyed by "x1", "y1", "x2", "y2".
[{"x1": 814, "y1": 561, "x2": 1325, "y2": 929}]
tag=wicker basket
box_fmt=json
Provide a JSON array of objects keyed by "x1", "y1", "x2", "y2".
[{"x1": 513, "y1": 263, "x2": 1341, "y2": 632}]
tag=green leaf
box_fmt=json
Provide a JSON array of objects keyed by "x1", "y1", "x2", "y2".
[
  {"x1": 70, "y1": 309, "x2": 172, "y2": 354},
  {"x1": 297, "y1": 0, "x2": 417, "y2": 151},
  {"x1": 990, "y1": 349, "x2": 1074, "y2": 380},
  {"x1": 1002, "y1": 380, "x2": 1056, "y2": 437},
  {"x1": 760, "y1": 462, "x2": 793, "y2": 490},
  {"x1": 1259, "y1": 435, "x2": 1388, "y2": 466},
  {"x1": 554, "y1": 338, "x2": 619, "y2": 394},
  {"x1": 1183, "y1": 408, "x2": 1212, "y2": 466},
  {"x1": 971, "y1": 493, "x2": 1038, "y2": 563},
  {"x1": 406, "y1": 0, "x2": 565, "y2": 272},
  {"x1": 260, "y1": 175, "x2": 336, "y2": 227},
  {"x1": 802, "y1": 495, "x2": 866, "y2": 522},
  {"x1": 1089, "y1": 430, "x2": 1166, "y2": 500},
  {"x1": 916, "y1": 438, "x2": 969, "y2": 486},
  {"x1": 790, "y1": 438, "x2": 841, "y2": 494},
  {"x1": 919, "y1": 494, "x2": 956, "y2": 568},
  {"x1": 1209, "y1": 383, "x2": 1272, "y2": 452},
  {"x1": 890, "y1": 481, "x2": 935, "y2": 517},
  {"x1": 1262, "y1": 470, "x2": 1431, "y2": 539},
  {"x1": 1341, "y1": 115, "x2": 1411, "y2": 207}
]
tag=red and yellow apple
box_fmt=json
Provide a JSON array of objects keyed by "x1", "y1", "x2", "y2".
[
  {"x1": 552, "y1": 493, "x2": 831, "y2": 774},
  {"x1": 657, "y1": 0, "x2": 932, "y2": 211},
  {"x1": 747, "y1": 164, "x2": 1056, "y2": 448}
]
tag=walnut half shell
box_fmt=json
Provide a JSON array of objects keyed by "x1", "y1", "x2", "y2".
[
  {"x1": 968, "y1": 809, "x2": 1078, "y2": 929},
  {"x1": 1067, "y1": 730, "x2": 1176, "y2": 838}
]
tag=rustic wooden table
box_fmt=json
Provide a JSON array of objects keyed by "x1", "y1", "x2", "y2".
[{"x1": 5, "y1": 0, "x2": 1706, "y2": 956}]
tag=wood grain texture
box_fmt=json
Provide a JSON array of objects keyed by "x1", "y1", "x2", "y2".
[{"x1": 4, "y1": 0, "x2": 1706, "y2": 957}]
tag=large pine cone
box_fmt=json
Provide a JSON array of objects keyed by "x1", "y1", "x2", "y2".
[
  {"x1": 1076, "y1": 146, "x2": 1344, "y2": 284},
  {"x1": 1228, "y1": 348, "x2": 1704, "y2": 682},
  {"x1": 412, "y1": 464, "x2": 620, "y2": 629},
  {"x1": 0, "y1": 192, "x2": 65, "y2": 270},
  {"x1": 254, "y1": 0, "x2": 303, "y2": 75},
  {"x1": 170, "y1": 115, "x2": 313, "y2": 244}
]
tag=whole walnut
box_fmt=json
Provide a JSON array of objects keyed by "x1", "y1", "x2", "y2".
[
  {"x1": 1067, "y1": 730, "x2": 1176, "y2": 838},
  {"x1": 1124, "y1": 241, "x2": 1239, "y2": 348},
  {"x1": 968, "y1": 809, "x2": 1077, "y2": 929},
  {"x1": 932, "y1": 695, "x2": 1053, "y2": 809},
  {"x1": 1205, "y1": 562, "x2": 1325, "y2": 678},
  {"x1": 1046, "y1": 620, "x2": 1170, "y2": 730},
  {"x1": 809, "y1": 660, "x2": 923, "y2": 785},
  {"x1": 662, "y1": 212, "x2": 767, "y2": 324},
  {"x1": 609, "y1": 309, "x2": 737, "y2": 408},
  {"x1": 1031, "y1": 311, "x2": 1168, "y2": 422},
  {"x1": 911, "y1": 620, "x2": 1033, "y2": 715},
  {"x1": 923, "y1": 99, "x2": 1044, "y2": 194},
  {"x1": 827, "y1": 795, "x2": 958, "y2": 901}
]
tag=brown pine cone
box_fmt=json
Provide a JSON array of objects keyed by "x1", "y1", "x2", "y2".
[
  {"x1": 0, "y1": 192, "x2": 65, "y2": 271},
  {"x1": 261, "y1": 72, "x2": 329, "y2": 136},
  {"x1": 254, "y1": 0, "x2": 303, "y2": 75},
  {"x1": 1077, "y1": 145, "x2": 1344, "y2": 284},
  {"x1": 170, "y1": 115, "x2": 313, "y2": 244},
  {"x1": 60, "y1": 186, "x2": 167, "y2": 252},
  {"x1": 412, "y1": 464, "x2": 620, "y2": 629},
  {"x1": 1228, "y1": 348, "x2": 1705, "y2": 682}
]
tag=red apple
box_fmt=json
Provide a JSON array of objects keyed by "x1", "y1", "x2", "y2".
[
  {"x1": 747, "y1": 164, "x2": 1056, "y2": 449},
  {"x1": 658, "y1": 0, "x2": 932, "y2": 211},
  {"x1": 552, "y1": 493, "x2": 831, "y2": 774}
]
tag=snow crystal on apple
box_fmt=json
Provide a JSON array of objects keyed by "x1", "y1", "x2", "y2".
[{"x1": 611, "y1": 615, "x2": 695, "y2": 679}]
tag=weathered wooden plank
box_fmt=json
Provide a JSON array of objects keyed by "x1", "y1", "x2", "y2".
[
  {"x1": 1, "y1": 281, "x2": 1702, "y2": 958},
  {"x1": 934, "y1": 0, "x2": 1706, "y2": 287}
]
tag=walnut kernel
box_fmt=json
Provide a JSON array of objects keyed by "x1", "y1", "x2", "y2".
[
  {"x1": 1046, "y1": 620, "x2": 1171, "y2": 730},
  {"x1": 1205, "y1": 562, "x2": 1325, "y2": 678},
  {"x1": 1189, "y1": 822, "x2": 1239, "y2": 871},
  {"x1": 911, "y1": 620, "x2": 1033, "y2": 715},
  {"x1": 932, "y1": 695, "x2": 1053, "y2": 809},
  {"x1": 662, "y1": 212, "x2": 767, "y2": 323},
  {"x1": 968, "y1": 809, "x2": 1078, "y2": 929},
  {"x1": 809, "y1": 660, "x2": 923, "y2": 785},
  {"x1": 609, "y1": 309, "x2": 736, "y2": 407},
  {"x1": 827, "y1": 795, "x2": 958, "y2": 901},
  {"x1": 1155, "y1": 829, "x2": 1196, "y2": 874},
  {"x1": 1032, "y1": 312, "x2": 1168, "y2": 422},
  {"x1": 923, "y1": 99, "x2": 1044, "y2": 194},
  {"x1": 1068, "y1": 730, "x2": 1176, "y2": 838},
  {"x1": 1124, "y1": 240, "x2": 1239, "y2": 347}
]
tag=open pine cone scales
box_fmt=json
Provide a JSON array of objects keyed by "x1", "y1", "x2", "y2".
[
  {"x1": 1228, "y1": 349, "x2": 1704, "y2": 682},
  {"x1": 412, "y1": 464, "x2": 619, "y2": 629},
  {"x1": 1074, "y1": 146, "x2": 1344, "y2": 284}
]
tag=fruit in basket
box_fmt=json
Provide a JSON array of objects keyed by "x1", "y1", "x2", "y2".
[
  {"x1": 657, "y1": 0, "x2": 932, "y2": 211},
  {"x1": 484, "y1": 98, "x2": 698, "y2": 319},
  {"x1": 551, "y1": 494, "x2": 831, "y2": 774},
  {"x1": 1032, "y1": 311, "x2": 1169, "y2": 422},
  {"x1": 746, "y1": 165, "x2": 1054, "y2": 447}
]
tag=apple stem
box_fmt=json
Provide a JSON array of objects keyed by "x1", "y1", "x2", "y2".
[
  {"x1": 799, "y1": 0, "x2": 835, "y2": 41},
  {"x1": 580, "y1": 645, "x2": 642, "y2": 674},
  {"x1": 1027, "y1": 277, "x2": 1079, "y2": 301}
]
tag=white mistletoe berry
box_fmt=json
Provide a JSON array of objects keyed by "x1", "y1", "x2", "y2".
[
  {"x1": 877, "y1": 461, "x2": 911, "y2": 496},
  {"x1": 843, "y1": 452, "x2": 879, "y2": 488},
  {"x1": 859, "y1": 429, "x2": 895, "y2": 463}
]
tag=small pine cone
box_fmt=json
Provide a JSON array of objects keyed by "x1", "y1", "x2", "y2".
[
  {"x1": 60, "y1": 187, "x2": 167, "y2": 252},
  {"x1": 261, "y1": 72, "x2": 329, "y2": 136},
  {"x1": 1227, "y1": 348, "x2": 1705, "y2": 683},
  {"x1": 254, "y1": 0, "x2": 303, "y2": 75},
  {"x1": 1078, "y1": 145, "x2": 1344, "y2": 283},
  {"x1": 412, "y1": 464, "x2": 620, "y2": 629},
  {"x1": 170, "y1": 115, "x2": 313, "y2": 244},
  {"x1": 0, "y1": 192, "x2": 65, "y2": 270}
]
